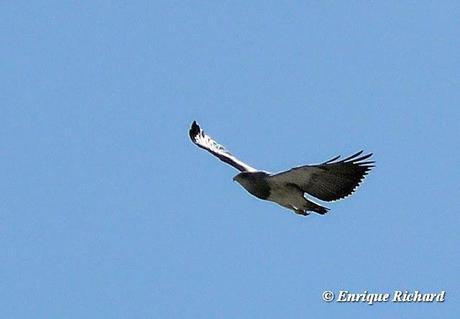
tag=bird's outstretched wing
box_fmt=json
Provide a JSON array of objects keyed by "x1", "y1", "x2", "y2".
[
  {"x1": 189, "y1": 121, "x2": 257, "y2": 172},
  {"x1": 267, "y1": 151, "x2": 374, "y2": 202}
]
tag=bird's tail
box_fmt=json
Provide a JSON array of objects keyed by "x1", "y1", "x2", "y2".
[{"x1": 305, "y1": 199, "x2": 329, "y2": 215}]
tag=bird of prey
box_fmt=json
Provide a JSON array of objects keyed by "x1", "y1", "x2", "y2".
[{"x1": 189, "y1": 121, "x2": 374, "y2": 216}]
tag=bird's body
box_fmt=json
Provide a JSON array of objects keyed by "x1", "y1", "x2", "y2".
[
  {"x1": 189, "y1": 121, "x2": 374, "y2": 216},
  {"x1": 233, "y1": 171, "x2": 328, "y2": 215}
]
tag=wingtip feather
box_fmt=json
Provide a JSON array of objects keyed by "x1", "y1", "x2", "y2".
[{"x1": 189, "y1": 120, "x2": 201, "y2": 141}]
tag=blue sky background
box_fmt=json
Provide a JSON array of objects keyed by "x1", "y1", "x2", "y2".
[{"x1": 1, "y1": 1, "x2": 459, "y2": 318}]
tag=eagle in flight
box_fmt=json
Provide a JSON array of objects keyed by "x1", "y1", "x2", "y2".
[{"x1": 189, "y1": 121, "x2": 374, "y2": 216}]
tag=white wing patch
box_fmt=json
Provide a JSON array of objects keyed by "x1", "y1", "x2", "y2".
[{"x1": 189, "y1": 121, "x2": 257, "y2": 172}]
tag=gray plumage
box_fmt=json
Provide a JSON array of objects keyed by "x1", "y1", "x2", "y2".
[{"x1": 189, "y1": 121, "x2": 374, "y2": 216}]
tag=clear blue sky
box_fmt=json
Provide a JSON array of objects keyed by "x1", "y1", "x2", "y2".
[{"x1": 1, "y1": 2, "x2": 459, "y2": 318}]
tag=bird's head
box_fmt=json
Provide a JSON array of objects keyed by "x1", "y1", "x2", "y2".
[
  {"x1": 233, "y1": 172, "x2": 255, "y2": 192},
  {"x1": 233, "y1": 171, "x2": 268, "y2": 186},
  {"x1": 233, "y1": 173, "x2": 244, "y2": 183},
  {"x1": 233, "y1": 172, "x2": 251, "y2": 184}
]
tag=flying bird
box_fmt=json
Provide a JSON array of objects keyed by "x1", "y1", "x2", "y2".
[{"x1": 189, "y1": 121, "x2": 374, "y2": 216}]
